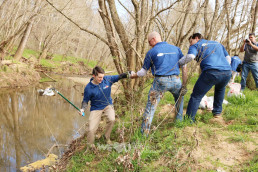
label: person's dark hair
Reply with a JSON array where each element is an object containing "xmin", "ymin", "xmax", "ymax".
[
  {"xmin": 249, "ymin": 33, "xmax": 255, "ymax": 36},
  {"xmin": 92, "ymin": 66, "xmax": 105, "ymax": 76},
  {"xmin": 192, "ymin": 33, "xmax": 202, "ymax": 39},
  {"xmin": 234, "ymin": 54, "xmax": 238, "ymax": 56}
]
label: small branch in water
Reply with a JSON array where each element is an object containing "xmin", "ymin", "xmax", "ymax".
[
  {"xmin": 47, "ymin": 144, "xmax": 68, "ymax": 157},
  {"xmin": 41, "ymin": 71, "xmax": 57, "ymax": 82}
]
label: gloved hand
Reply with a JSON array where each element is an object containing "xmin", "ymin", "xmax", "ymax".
[
  {"xmin": 180, "ymin": 86, "xmax": 188, "ymax": 96},
  {"xmin": 128, "ymin": 71, "xmax": 136, "ymax": 78},
  {"xmin": 236, "ymin": 64, "xmax": 242, "ymax": 72},
  {"xmin": 79, "ymin": 109, "xmax": 85, "ymax": 117}
]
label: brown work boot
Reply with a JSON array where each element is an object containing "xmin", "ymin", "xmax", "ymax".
[
  {"xmin": 210, "ymin": 114, "xmax": 225, "ymax": 125},
  {"xmin": 213, "ymin": 114, "xmax": 221, "ymax": 118}
]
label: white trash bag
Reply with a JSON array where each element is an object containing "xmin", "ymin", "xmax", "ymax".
[
  {"xmin": 38, "ymin": 88, "xmax": 55, "ymax": 96},
  {"xmin": 199, "ymin": 95, "xmax": 229, "ymax": 110},
  {"xmin": 227, "ymin": 83, "xmax": 245, "ymax": 98}
]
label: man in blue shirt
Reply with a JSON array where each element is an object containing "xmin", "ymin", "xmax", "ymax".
[
  {"xmin": 229, "ymin": 55, "xmax": 242, "ymax": 83},
  {"xmin": 131, "ymin": 31, "xmax": 187, "ymax": 135},
  {"xmin": 240, "ymin": 33, "xmax": 258, "ymax": 90},
  {"xmin": 79, "ymin": 66, "xmax": 131, "ymax": 146},
  {"xmin": 179, "ymin": 33, "xmax": 231, "ymax": 121}
]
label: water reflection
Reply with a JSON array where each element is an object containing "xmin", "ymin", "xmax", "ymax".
[{"xmin": 0, "ymin": 78, "xmax": 87, "ymax": 171}]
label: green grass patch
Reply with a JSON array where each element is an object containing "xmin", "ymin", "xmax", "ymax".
[
  {"xmin": 52, "ymin": 54, "xmax": 97, "ymax": 68},
  {"xmin": 1, "ymin": 65, "xmax": 9, "ymax": 72},
  {"xmin": 23, "ymin": 49, "xmax": 39, "ymax": 59},
  {"xmin": 227, "ymin": 134, "xmax": 250, "ymax": 143},
  {"xmin": 227, "ymin": 124, "xmax": 257, "ymax": 132},
  {"xmin": 39, "ymin": 77, "xmax": 54, "ymax": 82},
  {"xmin": 67, "ymin": 152, "xmax": 95, "ymax": 171},
  {"xmin": 240, "ymin": 154, "xmax": 258, "ymax": 171},
  {"xmin": 40, "ymin": 59, "xmax": 56, "ymax": 68}
]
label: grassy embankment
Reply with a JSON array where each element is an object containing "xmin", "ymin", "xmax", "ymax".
[
  {"xmin": 1, "ymin": 49, "xmax": 257, "ymax": 170},
  {"xmin": 0, "ymin": 48, "xmax": 99, "ymax": 86},
  {"xmin": 63, "ymin": 74, "xmax": 257, "ymax": 171}
]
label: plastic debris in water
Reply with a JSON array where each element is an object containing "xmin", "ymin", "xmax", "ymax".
[{"xmin": 38, "ymin": 88, "xmax": 55, "ymax": 96}]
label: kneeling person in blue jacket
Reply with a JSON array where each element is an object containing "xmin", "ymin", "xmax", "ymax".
[
  {"xmin": 230, "ymin": 55, "xmax": 242, "ymax": 83},
  {"xmin": 79, "ymin": 66, "xmax": 131, "ymax": 146}
]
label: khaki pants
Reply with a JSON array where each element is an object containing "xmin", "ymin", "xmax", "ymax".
[{"xmin": 87, "ymin": 105, "xmax": 115, "ymax": 144}]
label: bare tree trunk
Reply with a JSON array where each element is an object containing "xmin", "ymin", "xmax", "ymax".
[
  {"xmin": 0, "ymin": 22, "xmax": 27, "ymax": 60},
  {"xmin": 225, "ymin": 0, "xmax": 231, "ymax": 54},
  {"xmin": 39, "ymin": 48, "xmax": 48, "ymax": 60},
  {"xmin": 207, "ymin": 0, "xmax": 219, "ymax": 40},
  {"xmin": 14, "ymin": 21, "xmax": 33, "ymax": 60},
  {"xmin": 107, "ymin": 0, "xmax": 135, "ymax": 72},
  {"xmin": 203, "ymin": 0, "xmax": 209, "ymax": 38},
  {"xmin": 98, "ymin": 0, "xmax": 122, "ymax": 74},
  {"xmin": 251, "ymin": 0, "xmax": 257, "ymax": 33},
  {"xmin": 176, "ymin": 0, "xmax": 192, "ymax": 47}
]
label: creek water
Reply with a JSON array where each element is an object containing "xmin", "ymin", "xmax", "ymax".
[{"xmin": 0, "ymin": 77, "xmax": 88, "ymax": 171}]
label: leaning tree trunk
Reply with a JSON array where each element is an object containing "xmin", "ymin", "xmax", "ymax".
[
  {"xmin": 13, "ymin": 21, "xmax": 33, "ymax": 61},
  {"xmin": 38, "ymin": 48, "xmax": 48, "ymax": 60}
]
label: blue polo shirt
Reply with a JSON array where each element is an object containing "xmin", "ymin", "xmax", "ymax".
[
  {"xmin": 188, "ymin": 39, "xmax": 231, "ymax": 71},
  {"xmin": 142, "ymin": 42, "xmax": 184, "ymax": 76},
  {"xmin": 83, "ymin": 75, "xmax": 119, "ymax": 111},
  {"xmin": 231, "ymin": 56, "xmax": 241, "ymax": 71}
]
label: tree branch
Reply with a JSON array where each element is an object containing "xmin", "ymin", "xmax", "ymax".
[
  {"xmin": 150, "ymin": 0, "xmax": 182, "ymax": 21},
  {"xmin": 118, "ymin": 0, "xmax": 135, "ymax": 20},
  {"xmin": 44, "ymin": 0, "xmax": 109, "ymax": 46}
]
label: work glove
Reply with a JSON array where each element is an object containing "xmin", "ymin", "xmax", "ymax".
[
  {"xmin": 179, "ymin": 86, "xmax": 188, "ymax": 96},
  {"xmin": 236, "ymin": 64, "xmax": 242, "ymax": 72},
  {"xmin": 79, "ymin": 109, "xmax": 85, "ymax": 117},
  {"xmin": 128, "ymin": 71, "xmax": 136, "ymax": 78}
]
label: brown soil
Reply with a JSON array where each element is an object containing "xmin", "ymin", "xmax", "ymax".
[
  {"xmin": 0, "ymin": 61, "xmax": 41, "ymax": 88},
  {"xmin": 177, "ymin": 125, "xmax": 257, "ymax": 171},
  {"xmin": 0, "ymin": 59, "xmax": 91, "ymax": 89}
]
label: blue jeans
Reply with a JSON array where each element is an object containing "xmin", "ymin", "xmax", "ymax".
[
  {"xmin": 240, "ymin": 61, "xmax": 258, "ymax": 90},
  {"xmin": 141, "ymin": 75, "xmax": 184, "ymax": 134},
  {"xmin": 186, "ymin": 69, "xmax": 231, "ymax": 121}
]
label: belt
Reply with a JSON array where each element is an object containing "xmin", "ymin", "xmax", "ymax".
[{"xmin": 154, "ymin": 75, "xmax": 177, "ymax": 77}]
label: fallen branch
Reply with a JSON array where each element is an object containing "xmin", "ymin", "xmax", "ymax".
[
  {"xmin": 20, "ymin": 154, "xmax": 58, "ymax": 172},
  {"xmin": 47, "ymin": 144, "xmax": 68, "ymax": 157},
  {"xmin": 42, "ymin": 71, "xmax": 57, "ymax": 82}
]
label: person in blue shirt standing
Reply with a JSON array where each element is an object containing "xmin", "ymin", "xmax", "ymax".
[
  {"xmin": 131, "ymin": 31, "xmax": 187, "ymax": 135},
  {"xmin": 179, "ymin": 33, "xmax": 232, "ymax": 122},
  {"xmin": 229, "ymin": 55, "xmax": 242, "ymax": 83},
  {"xmin": 79, "ymin": 66, "xmax": 132, "ymax": 147}
]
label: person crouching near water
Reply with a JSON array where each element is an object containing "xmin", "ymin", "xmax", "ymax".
[{"xmin": 79, "ymin": 66, "xmax": 133, "ymax": 148}]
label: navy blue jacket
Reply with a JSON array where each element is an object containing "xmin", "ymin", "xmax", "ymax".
[{"xmin": 83, "ymin": 75, "xmax": 119, "ymax": 111}]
